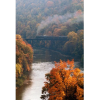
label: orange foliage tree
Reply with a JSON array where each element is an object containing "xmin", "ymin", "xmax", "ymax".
[
  {"xmin": 41, "ymin": 59, "xmax": 84, "ymax": 100},
  {"xmin": 16, "ymin": 34, "xmax": 33, "ymax": 87}
]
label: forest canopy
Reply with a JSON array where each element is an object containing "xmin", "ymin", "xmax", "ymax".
[
  {"xmin": 16, "ymin": 0, "xmax": 83, "ymax": 38},
  {"xmin": 16, "ymin": 0, "xmax": 84, "ymax": 62}
]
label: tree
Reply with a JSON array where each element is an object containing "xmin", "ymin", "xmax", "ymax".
[
  {"xmin": 46, "ymin": 1, "xmax": 54, "ymax": 7},
  {"xmin": 41, "ymin": 59, "xmax": 84, "ymax": 100},
  {"xmin": 67, "ymin": 31, "xmax": 78, "ymax": 41},
  {"xmin": 53, "ymin": 28, "xmax": 62, "ymax": 36},
  {"xmin": 16, "ymin": 34, "xmax": 33, "ymax": 88},
  {"xmin": 63, "ymin": 31, "xmax": 78, "ymax": 55},
  {"xmin": 16, "ymin": 64, "xmax": 23, "ymax": 78}
]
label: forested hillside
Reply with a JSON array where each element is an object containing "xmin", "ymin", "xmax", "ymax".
[
  {"xmin": 16, "ymin": 0, "xmax": 84, "ymax": 63},
  {"xmin": 16, "ymin": 0, "xmax": 83, "ymax": 38}
]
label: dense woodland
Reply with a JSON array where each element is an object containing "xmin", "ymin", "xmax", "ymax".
[
  {"xmin": 16, "ymin": 0, "xmax": 84, "ymax": 64},
  {"xmin": 16, "ymin": 0, "xmax": 83, "ymax": 38},
  {"xmin": 41, "ymin": 60, "xmax": 84, "ymax": 100},
  {"xmin": 16, "ymin": 35, "xmax": 33, "ymax": 88}
]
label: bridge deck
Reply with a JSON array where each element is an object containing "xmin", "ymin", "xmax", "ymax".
[
  {"xmin": 24, "ymin": 38, "xmax": 67, "ymax": 40},
  {"xmin": 24, "ymin": 36, "xmax": 68, "ymax": 41}
]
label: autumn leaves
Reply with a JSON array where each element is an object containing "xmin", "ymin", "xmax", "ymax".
[
  {"xmin": 41, "ymin": 59, "xmax": 84, "ymax": 100},
  {"xmin": 16, "ymin": 35, "xmax": 33, "ymax": 87}
]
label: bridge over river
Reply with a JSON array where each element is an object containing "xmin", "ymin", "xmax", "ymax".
[
  {"xmin": 24, "ymin": 36, "xmax": 68, "ymax": 40},
  {"xmin": 23, "ymin": 36, "xmax": 68, "ymax": 47}
]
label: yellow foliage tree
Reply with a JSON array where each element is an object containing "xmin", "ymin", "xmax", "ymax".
[{"xmin": 16, "ymin": 64, "xmax": 23, "ymax": 78}]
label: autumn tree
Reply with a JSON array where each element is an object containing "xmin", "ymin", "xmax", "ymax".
[
  {"xmin": 46, "ymin": 1, "xmax": 54, "ymax": 8},
  {"xmin": 75, "ymin": 30, "xmax": 84, "ymax": 64},
  {"xmin": 67, "ymin": 31, "xmax": 78, "ymax": 41},
  {"xmin": 16, "ymin": 34, "xmax": 33, "ymax": 87},
  {"xmin": 63, "ymin": 31, "xmax": 78, "ymax": 55},
  {"xmin": 41, "ymin": 59, "xmax": 84, "ymax": 100},
  {"xmin": 53, "ymin": 28, "xmax": 62, "ymax": 36}
]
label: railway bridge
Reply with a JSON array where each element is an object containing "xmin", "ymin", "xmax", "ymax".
[{"xmin": 24, "ymin": 36, "xmax": 68, "ymax": 47}]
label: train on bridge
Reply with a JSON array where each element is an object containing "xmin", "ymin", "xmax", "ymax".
[
  {"xmin": 35, "ymin": 36, "xmax": 68, "ymax": 40},
  {"xmin": 24, "ymin": 36, "xmax": 68, "ymax": 41}
]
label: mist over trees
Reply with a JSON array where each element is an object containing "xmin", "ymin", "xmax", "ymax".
[
  {"xmin": 16, "ymin": 0, "xmax": 83, "ymax": 38},
  {"xmin": 16, "ymin": 0, "xmax": 84, "ymax": 63}
]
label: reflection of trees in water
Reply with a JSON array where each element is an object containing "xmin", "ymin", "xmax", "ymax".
[
  {"xmin": 16, "ymin": 76, "xmax": 32, "ymax": 100},
  {"xmin": 33, "ymin": 49, "xmax": 74, "ymax": 63},
  {"xmin": 45, "ymin": 50, "xmax": 51, "ymax": 61},
  {"xmin": 16, "ymin": 84, "xmax": 30, "ymax": 100}
]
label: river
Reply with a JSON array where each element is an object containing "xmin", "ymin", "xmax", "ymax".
[{"xmin": 16, "ymin": 48, "xmax": 83, "ymax": 100}]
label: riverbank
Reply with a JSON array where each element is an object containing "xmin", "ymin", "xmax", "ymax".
[{"xmin": 16, "ymin": 69, "xmax": 32, "ymax": 89}]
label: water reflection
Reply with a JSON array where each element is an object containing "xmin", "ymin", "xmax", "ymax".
[
  {"xmin": 16, "ymin": 83, "xmax": 32, "ymax": 100},
  {"xmin": 16, "ymin": 48, "xmax": 83, "ymax": 100},
  {"xmin": 33, "ymin": 49, "xmax": 73, "ymax": 63},
  {"xmin": 21, "ymin": 62, "xmax": 54, "ymax": 100}
]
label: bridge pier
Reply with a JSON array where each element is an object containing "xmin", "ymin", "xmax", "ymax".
[{"xmin": 32, "ymin": 40, "xmax": 34, "ymax": 47}]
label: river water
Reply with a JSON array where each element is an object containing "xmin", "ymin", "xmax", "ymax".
[{"xmin": 16, "ymin": 48, "xmax": 83, "ymax": 100}]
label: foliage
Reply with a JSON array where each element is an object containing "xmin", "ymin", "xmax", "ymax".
[
  {"xmin": 16, "ymin": 34, "xmax": 33, "ymax": 87},
  {"xmin": 41, "ymin": 59, "xmax": 84, "ymax": 100},
  {"xmin": 16, "ymin": 0, "xmax": 84, "ymax": 63},
  {"xmin": 16, "ymin": 64, "xmax": 23, "ymax": 78},
  {"xmin": 63, "ymin": 30, "xmax": 83, "ymax": 56},
  {"xmin": 16, "ymin": 0, "xmax": 83, "ymax": 38}
]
